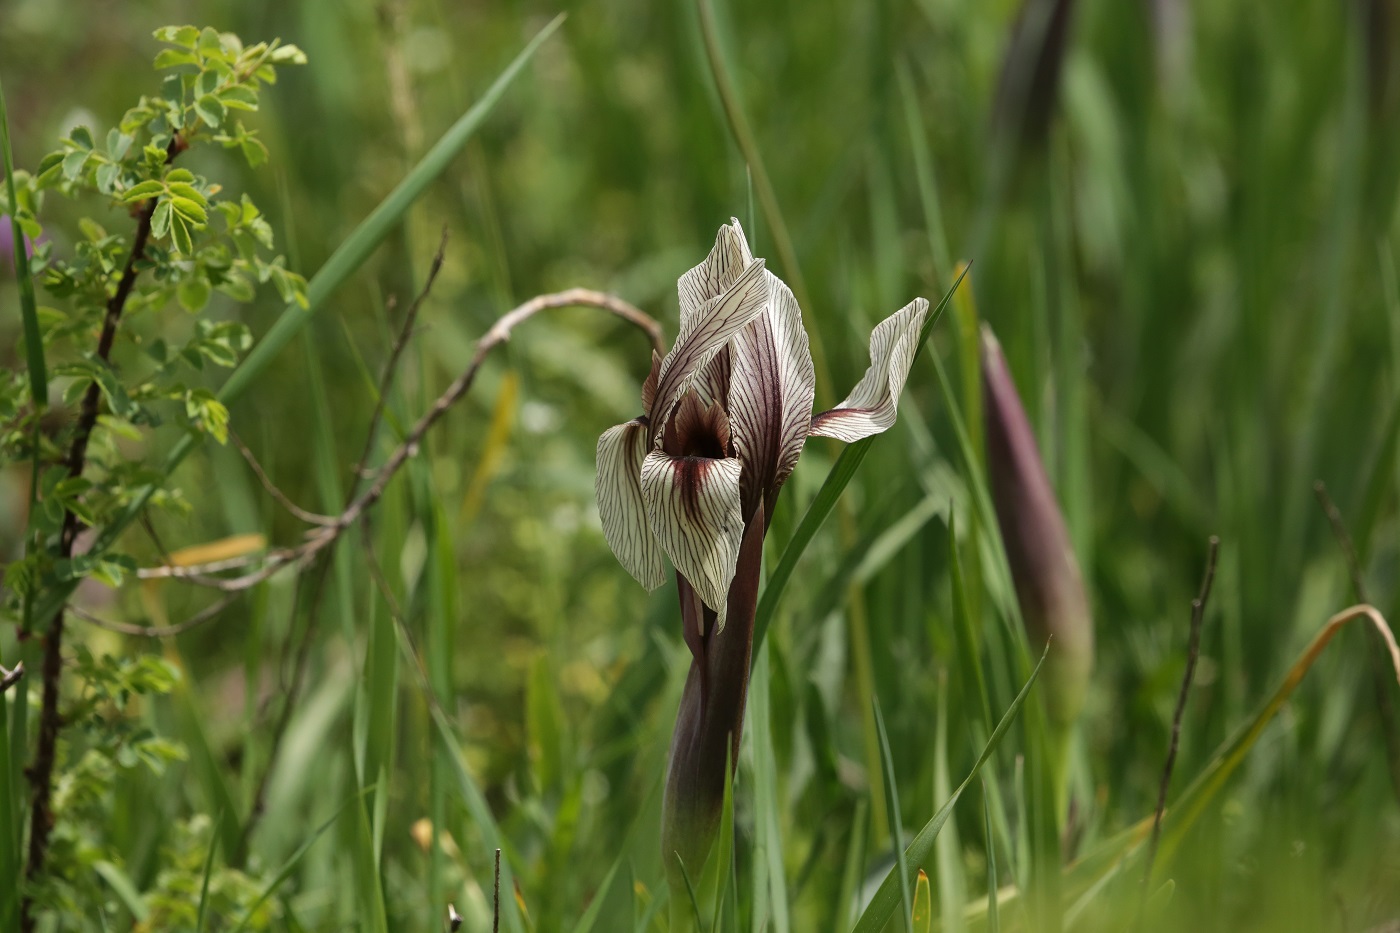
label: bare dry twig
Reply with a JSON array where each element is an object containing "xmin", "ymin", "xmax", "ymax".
[
  {"xmin": 117, "ymin": 287, "xmax": 664, "ymax": 606},
  {"xmin": 1140, "ymin": 535, "xmax": 1219, "ymax": 912},
  {"xmin": 0, "ymin": 662, "xmax": 23, "ymax": 695},
  {"xmin": 229, "ymin": 429, "xmax": 336, "ymax": 526}
]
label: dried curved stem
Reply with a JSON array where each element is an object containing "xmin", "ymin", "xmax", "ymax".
[
  {"xmin": 132, "ymin": 288, "xmax": 666, "ymax": 602},
  {"xmin": 68, "ymin": 594, "xmax": 242, "ymax": 638}
]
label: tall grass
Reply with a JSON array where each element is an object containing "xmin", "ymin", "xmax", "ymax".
[{"xmin": 2, "ymin": 0, "xmax": 1399, "ymax": 930}]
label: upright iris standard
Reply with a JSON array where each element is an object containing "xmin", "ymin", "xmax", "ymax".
[{"xmin": 595, "ymin": 219, "xmax": 930, "ymax": 878}]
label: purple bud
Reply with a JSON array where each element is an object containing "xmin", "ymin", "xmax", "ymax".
[{"xmin": 981, "ymin": 325, "xmax": 1093, "ymax": 728}]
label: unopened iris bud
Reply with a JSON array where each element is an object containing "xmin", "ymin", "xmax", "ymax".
[{"xmin": 981, "ymin": 325, "xmax": 1092, "ymax": 728}]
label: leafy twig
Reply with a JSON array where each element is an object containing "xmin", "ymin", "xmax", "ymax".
[
  {"xmin": 22, "ymin": 137, "xmax": 180, "ymax": 933},
  {"xmin": 1140, "ymin": 536, "xmax": 1219, "ymax": 908}
]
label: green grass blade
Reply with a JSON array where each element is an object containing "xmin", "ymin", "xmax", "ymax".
[
  {"xmin": 0, "ymin": 691, "xmax": 15, "ymax": 933},
  {"xmin": 429, "ymin": 698, "xmax": 523, "ymax": 933},
  {"xmin": 195, "ymin": 813, "xmax": 220, "ymax": 933},
  {"xmin": 1155, "ymin": 604, "xmax": 1400, "ymax": 870},
  {"xmin": 872, "ymin": 696, "xmax": 913, "ymax": 933},
  {"xmin": 229, "ymin": 791, "xmax": 364, "ymax": 933},
  {"xmin": 933, "ymin": 675, "xmax": 964, "ymax": 933},
  {"xmin": 93, "ymin": 860, "xmax": 148, "ymax": 922},
  {"xmin": 32, "ymin": 14, "xmax": 566, "ymax": 623},
  {"xmin": 568, "ymin": 857, "xmax": 622, "ymax": 933},
  {"xmin": 218, "ymin": 13, "xmax": 564, "ymax": 406},
  {"xmin": 693, "ymin": 0, "xmax": 826, "ymax": 393},
  {"xmin": 983, "ymin": 782, "xmax": 999, "ymax": 933},
  {"xmin": 752, "ymin": 266, "xmax": 968, "ymax": 659},
  {"xmin": 912, "ymin": 870, "xmax": 932, "ymax": 933},
  {"xmin": 851, "ymin": 646, "xmax": 1047, "ymax": 933},
  {"xmin": 749, "ymin": 642, "xmax": 789, "ymax": 933},
  {"xmin": 0, "ymin": 77, "xmax": 46, "ymax": 406}
]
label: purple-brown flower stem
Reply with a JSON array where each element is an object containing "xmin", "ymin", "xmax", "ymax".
[{"xmin": 661, "ymin": 501, "xmax": 764, "ymax": 896}]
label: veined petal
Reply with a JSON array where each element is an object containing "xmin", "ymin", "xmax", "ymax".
[
  {"xmin": 678, "ymin": 219, "xmax": 755, "ymax": 330},
  {"xmin": 652, "ymin": 257, "xmax": 769, "ymax": 442},
  {"xmin": 695, "ymin": 345, "xmax": 731, "ymax": 409},
  {"xmin": 728, "ymin": 271, "xmax": 815, "ymax": 514},
  {"xmin": 640, "ymin": 450, "xmax": 745, "ymax": 633},
  {"xmin": 809, "ymin": 297, "xmax": 930, "ymax": 442},
  {"xmin": 596, "ymin": 419, "xmax": 666, "ymax": 591}
]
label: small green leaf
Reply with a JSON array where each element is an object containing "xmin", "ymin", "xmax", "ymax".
[
  {"xmin": 154, "ymin": 49, "xmax": 200, "ymax": 70},
  {"xmin": 198, "ymin": 27, "xmax": 223, "ymax": 55},
  {"xmin": 61, "ymin": 149, "xmax": 90, "ymax": 180},
  {"xmin": 122, "ymin": 180, "xmax": 165, "ymax": 203},
  {"xmin": 150, "ymin": 199, "xmax": 172, "ymax": 238},
  {"xmin": 170, "ymin": 195, "xmax": 207, "ymax": 225},
  {"xmin": 268, "ymin": 43, "xmax": 308, "ymax": 65},
  {"xmin": 69, "ymin": 125, "xmax": 95, "ymax": 150},
  {"xmin": 154, "ymin": 25, "xmax": 200, "ymax": 49},
  {"xmin": 166, "ymin": 167, "xmax": 196, "ymax": 184},
  {"xmin": 177, "ymin": 278, "xmax": 211, "ymax": 312},
  {"xmin": 95, "ymin": 161, "xmax": 120, "ymax": 194},
  {"xmin": 77, "ymin": 217, "xmax": 107, "ymax": 242},
  {"xmin": 170, "ymin": 214, "xmax": 194, "ymax": 255},
  {"xmin": 193, "ymin": 94, "xmax": 225, "ymax": 128},
  {"xmin": 106, "ymin": 129, "xmax": 134, "ymax": 160},
  {"xmin": 219, "ymin": 85, "xmax": 259, "ymax": 111},
  {"xmin": 166, "ymin": 181, "xmax": 206, "ymax": 205},
  {"xmin": 97, "ymin": 415, "xmax": 143, "ymax": 441},
  {"xmin": 238, "ymin": 136, "xmax": 267, "ymax": 168}
]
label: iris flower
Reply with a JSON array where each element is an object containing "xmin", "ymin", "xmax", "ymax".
[{"xmin": 595, "ymin": 219, "xmax": 929, "ymax": 874}]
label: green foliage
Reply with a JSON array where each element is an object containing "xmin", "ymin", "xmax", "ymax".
[
  {"xmin": 2, "ymin": 3, "xmax": 1399, "ymax": 933},
  {"xmin": 0, "ymin": 26, "xmax": 305, "ymax": 616},
  {"xmin": 1, "ymin": 23, "xmax": 305, "ymax": 930}
]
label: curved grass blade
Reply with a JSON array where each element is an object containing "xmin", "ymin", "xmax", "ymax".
[
  {"xmin": 873, "ymin": 697, "xmax": 913, "ymax": 933},
  {"xmin": 751, "ymin": 266, "xmax": 969, "ymax": 660},
  {"xmin": 912, "ymin": 870, "xmax": 932, "ymax": 933},
  {"xmin": 0, "ymin": 78, "xmax": 46, "ymax": 407},
  {"xmin": 567, "ymin": 858, "xmax": 622, "ymax": 933},
  {"xmin": 2, "ymin": 76, "xmax": 48, "ymax": 636},
  {"xmin": 851, "ymin": 646, "xmax": 1047, "ymax": 933},
  {"xmin": 194, "ymin": 813, "xmax": 220, "ymax": 933},
  {"xmin": 229, "ymin": 790, "xmax": 364, "ymax": 933},
  {"xmin": 31, "ymin": 15, "xmax": 566, "ymax": 623},
  {"xmin": 1155, "ymin": 603, "xmax": 1400, "ymax": 869}
]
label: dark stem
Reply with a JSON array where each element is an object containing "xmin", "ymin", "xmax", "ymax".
[
  {"xmin": 493, "ymin": 847, "xmax": 501, "ymax": 933},
  {"xmin": 1314, "ymin": 479, "xmax": 1400, "ymax": 805},
  {"xmin": 1139, "ymin": 535, "xmax": 1219, "ymax": 915},
  {"xmin": 20, "ymin": 139, "xmax": 179, "ymax": 932}
]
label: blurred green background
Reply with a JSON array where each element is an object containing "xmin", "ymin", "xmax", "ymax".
[{"xmin": 4, "ymin": 0, "xmax": 1400, "ymax": 929}]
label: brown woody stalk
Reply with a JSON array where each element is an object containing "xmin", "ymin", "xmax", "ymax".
[{"xmin": 22, "ymin": 137, "xmax": 181, "ymax": 932}]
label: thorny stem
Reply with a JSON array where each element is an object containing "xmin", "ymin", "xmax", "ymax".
[
  {"xmin": 21, "ymin": 137, "xmax": 180, "ymax": 932},
  {"xmin": 1138, "ymin": 535, "xmax": 1219, "ymax": 921},
  {"xmin": 0, "ymin": 662, "xmax": 23, "ymax": 695}
]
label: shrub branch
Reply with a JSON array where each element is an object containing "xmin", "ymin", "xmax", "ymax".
[{"xmin": 21, "ymin": 136, "xmax": 180, "ymax": 933}]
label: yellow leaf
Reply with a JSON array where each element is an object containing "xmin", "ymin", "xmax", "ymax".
[{"xmin": 167, "ymin": 532, "xmax": 267, "ymax": 567}]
